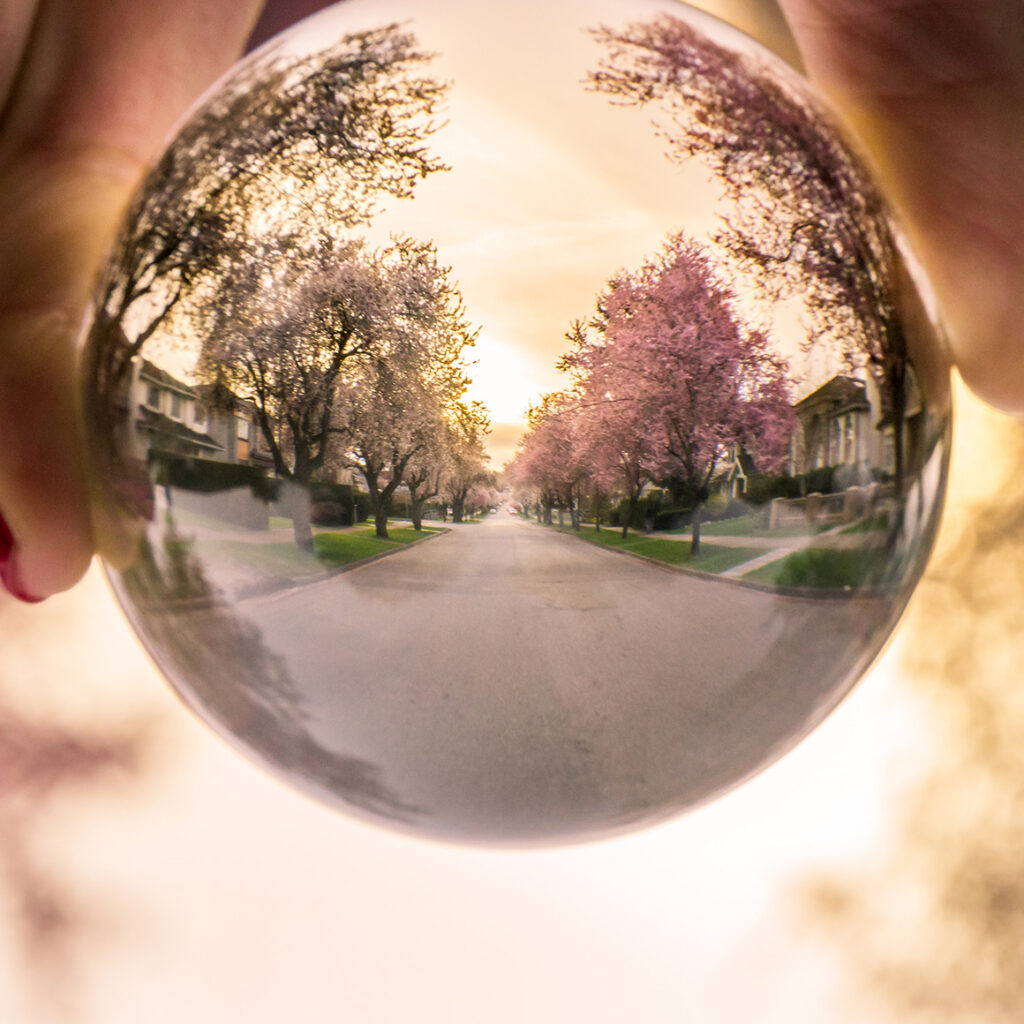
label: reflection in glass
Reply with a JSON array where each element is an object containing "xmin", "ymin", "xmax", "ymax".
[{"xmin": 81, "ymin": 1, "xmax": 950, "ymax": 843}]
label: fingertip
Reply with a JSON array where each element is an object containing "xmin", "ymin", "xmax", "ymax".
[{"xmin": 0, "ymin": 513, "xmax": 94, "ymax": 602}]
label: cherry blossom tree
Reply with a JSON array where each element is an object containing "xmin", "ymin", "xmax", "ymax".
[
  {"xmin": 442, "ymin": 401, "xmax": 492, "ymax": 524},
  {"xmin": 564, "ymin": 234, "xmax": 795, "ymax": 553},
  {"xmin": 589, "ymin": 14, "xmax": 913, "ymax": 492},
  {"xmin": 88, "ymin": 23, "xmax": 447, "ymax": 421},
  {"xmin": 196, "ymin": 234, "xmax": 406, "ymax": 548},
  {"xmin": 332, "ymin": 240, "xmax": 479, "ymax": 539},
  {"xmin": 403, "ymin": 427, "xmax": 449, "ymax": 532},
  {"xmin": 558, "ymin": 324, "xmax": 659, "ymax": 539},
  {"xmin": 508, "ymin": 392, "xmax": 593, "ymax": 529}
]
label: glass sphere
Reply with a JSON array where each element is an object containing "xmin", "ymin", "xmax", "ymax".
[{"xmin": 81, "ymin": 0, "xmax": 951, "ymax": 844}]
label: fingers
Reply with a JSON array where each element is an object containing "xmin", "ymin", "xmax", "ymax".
[
  {"xmin": 0, "ymin": 0, "xmax": 265, "ymax": 600},
  {"xmin": 778, "ymin": 0, "xmax": 1024, "ymax": 411}
]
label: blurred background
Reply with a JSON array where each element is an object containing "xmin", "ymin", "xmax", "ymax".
[{"xmin": 4, "ymin": 2, "xmax": 1023, "ymax": 1021}]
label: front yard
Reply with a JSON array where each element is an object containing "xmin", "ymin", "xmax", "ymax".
[{"xmin": 554, "ymin": 524, "xmax": 762, "ymax": 575}]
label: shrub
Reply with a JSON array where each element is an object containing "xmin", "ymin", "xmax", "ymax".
[
  {"xmin": 610, "ymin": 499, "xmax": 645, "ymax": 531},
  {"xmin": 311, "ymin": 501, "xmax": 350, "ymax": 527},
  {"xmin": 308, "ymin": 482, "xmax": 371, "ymax": 523},
  {"xmin": 652, "ymin": 508, "xmax": 684, "ymax": 531},
  {"xmin": 745, "ymin": 473, "xmax": 803, "ymax": 505},
  {"xmin": 152, "ymin": 453, "xmax": 280, "ymax": 503},
  {"xmin": 801, "ymin": 465, "xmax": 836, "ymax": 496},
  {"xmin": 775, "ymin": 547, "xmax": 887, "ymax": 588}
]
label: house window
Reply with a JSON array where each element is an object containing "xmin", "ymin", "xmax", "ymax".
[
  {"xmin": 193, "ymin": 406, "xmax": 206, "ymax": 430},
  {"xmin": 236, "ymin": 415, "xmax": 251, "ymax": 462},
  {"xmin": 146, "ymin": 384, "xmax": 160, "ymax": 410},
  {"xmin": 170, "ymin": 393, "xmax": 183, "ymax": 419}
]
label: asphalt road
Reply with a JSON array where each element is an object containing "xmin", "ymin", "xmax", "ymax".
[{"xmin": 156, "ymin": 514, "xmax": 898, "ymax": 843}]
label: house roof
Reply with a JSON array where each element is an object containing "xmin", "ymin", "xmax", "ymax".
[
  {"xmin": 137, "ymin": 407, "xmax": 222, "ymax": 453},
  {"xmin": 192, "ymin": 381, "xmax": 260, "ymax": 418},
  {"xmin": 139, "ymin": 360, "xmax": 195, "ymax": 397},
  {"xmin": 794, "ymin": 375, "xmax": 870, "ymax": 416}
]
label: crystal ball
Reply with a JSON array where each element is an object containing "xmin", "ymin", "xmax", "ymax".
[{"xmin": 81, "ymin": 0, "xmax": 951, "ymax": 843}]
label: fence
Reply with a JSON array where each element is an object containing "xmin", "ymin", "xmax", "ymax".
[{"xmin": 767, "ymin": 482, "xmax": 895, "ymax": 530}]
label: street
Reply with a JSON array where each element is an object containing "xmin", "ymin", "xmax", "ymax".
[{"xmin": 159, "ymin": 514, "xmax": 897, "ymax": 843}]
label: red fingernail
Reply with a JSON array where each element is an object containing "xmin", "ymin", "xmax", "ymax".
[
  {"xmin": 0, "ymin": 513, "xmax": 12, "ymax": 562},
  {"xmin": 0, "ymin": 514, "xmax": 44, "ymax": 604}
]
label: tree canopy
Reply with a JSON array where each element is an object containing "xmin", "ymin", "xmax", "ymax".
[
  {"xmin": 88, "ymin": 22, "xmax": 447, "ymax": 412},
  {"xmin": 588, "ymin": 14, "xmax": 912, "ymax": 488},
  {"xmin": 513, "ymin": 234, "xmax": 795, "ymax": 548}
]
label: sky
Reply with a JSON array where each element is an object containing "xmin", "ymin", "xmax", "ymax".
[{"xmin": 282, "ymin": 0, "xmax": 806, "ymax": 467}]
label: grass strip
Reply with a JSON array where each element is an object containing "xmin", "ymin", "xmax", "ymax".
[
  {"xmin": 667, "ymin": 514, "xmax": 828, "ymax": 539},
  {"xmin": 205, "ymin": 525, "xmax": 440, "ymax": 578},
  {"xmin": 555, "ymin": 524, "xmax": 762, "ymax": 574}
]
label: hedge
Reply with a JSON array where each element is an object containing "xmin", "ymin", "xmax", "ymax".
[{"xmin": 152, "ymin": 453, "xmax": 280, "ymax": 503}]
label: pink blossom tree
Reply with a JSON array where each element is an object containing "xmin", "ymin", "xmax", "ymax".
[
  {"xmin": 88, "ymin": 23, "xmax": 447, "ymax": 437},
  {"xmin": 565, "ymin": 234, "xmax": 795, "ymax": 553},
  {"xmin": 197, "ymin": 233, "xmax": 397, "ymax": 549},
  {"xmin": 588, "ymin": 14, "xmax": 913, "ymax": 492},
  {"xmin": 508, "ymin": 392, "xmax": 591, "ymax": 528},
  {"xmin": 403, "ymin": 423, "xmax": 449, "ymax": 532},
  {"xmin": 560, "ymin": 324, "xmax": 659, "ymax": 539}
]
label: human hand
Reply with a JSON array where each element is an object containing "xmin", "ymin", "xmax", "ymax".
[
  {"xmin": 0, "ymin": 0, "xmax": 268, "ymax": 601},
  {"xmin": 777, "ymin": 0, "xmax": 1024, "ymax": 412},
  {"xmin": 1, "ymin": 0, "xmax": 1020, "ymax": 602}
]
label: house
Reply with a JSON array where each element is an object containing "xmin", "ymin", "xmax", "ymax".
[
  {"xmin": 790, "ymin": 375, "xmax": 877, "ymax": 476},
  {"xmin": 132, "ymin": 360, "xmax": 223, "ymax": 461},
  {"xmin": 790, "ymin": 369, "xmax": 924, "ymax": 482},
  {"xmin": 191, "ymin": 381, "xmax": 275, "ymax": 472},
  {"xmin": 129, "ymin": 360, "xmax": 273, "ymax": 471},
  {"xmin": 716, "ymin": 444, "xmax": 758, "ymax": 500}
]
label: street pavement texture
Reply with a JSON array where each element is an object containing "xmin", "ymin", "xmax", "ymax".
[{"xmin": 143, "ymin": 515, "xmax": 896, "ymax": 844}]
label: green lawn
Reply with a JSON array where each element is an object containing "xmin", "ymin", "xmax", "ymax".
[
  {"xmin": 667, "ymin": 514, "xmax": 827, "ymax": 539},
  {"xmin": 743, "ymin": 546, "xmax": 890, "ymax": 588},
  {"xmin": 353, "ymin": 526, "xmax": 441, "ymax": 544},
  {"xmin": 839, "ymin": 514, "xmax": 889, "ymax": 535},
  {"xmin": 556, "ymin": 524, "xmax": 761, "ymax": 574},
  {"xmin": 206, "ymin": 525, "xmax": 441, "ymax": 579}
]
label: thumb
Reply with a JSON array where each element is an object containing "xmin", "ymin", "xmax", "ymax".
[{"xmin": 0, "ymin": 0, "xmax": 265, "ymax": 600}]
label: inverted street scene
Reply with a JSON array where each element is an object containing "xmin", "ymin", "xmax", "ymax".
[{"xmin": 81, "ymin": 0, "xmax": 950, "ymax": 842}]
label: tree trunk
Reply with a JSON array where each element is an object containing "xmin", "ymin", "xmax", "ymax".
[
  {"xmin": 690, "ymin": 501, "xmax": 703, "ymax": 557},
  {"xmin": 621, "ymin": 494, "xmax": 638, "ymax": 539},
  {"xmin": 411, "ymin": 499, "xmax": 424, "ymax": 531},
  {"xmin": 286, "ymin": 481, "xmax": 314, "ymax": 552},
  {"xmin": 360, "ymin": 471, "xmax": 390, "ymax": 540}
]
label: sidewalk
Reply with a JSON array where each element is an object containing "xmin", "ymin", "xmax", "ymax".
[{"xmin": 659, "ymin": 524, "xmax": 886, "ymax": 579}]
